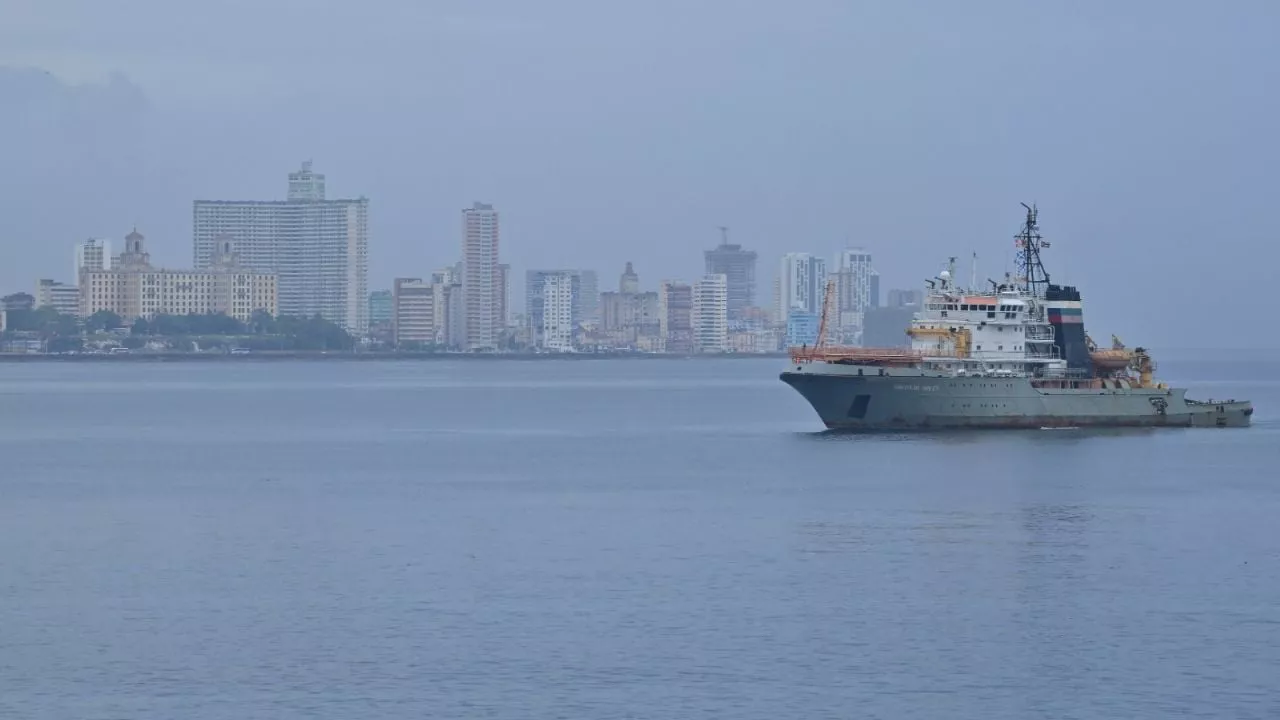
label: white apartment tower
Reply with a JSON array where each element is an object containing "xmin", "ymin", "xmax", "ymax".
[
  {"xmin": 461, "ymin": 202, "xmax": 501, "ymax": 351},
  {"xmin": 541, "ymin": 273, "xmax": 576, "ymax": 352},
  {"xmin": 692, "ymin": 273, "xmax": 729, "ymax": 353},
  {"xmin": 833, "ymin": 248, "xmax": 875, "ymax": 340},
  {"xmin": 776, "ymin": 253, "xmax": 827, "ymax": 322},
  {"xmin": 75, "ymin": 238, "xmax": 111, "ymax": 279},
  {"xmin": 192, "ymin": 163, "xmax": 369, "ymax": 333}
]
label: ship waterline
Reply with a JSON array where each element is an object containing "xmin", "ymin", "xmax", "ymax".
[{"xmin": 781, "ymin": 363, "xmax": 1253, "ymax": 431}]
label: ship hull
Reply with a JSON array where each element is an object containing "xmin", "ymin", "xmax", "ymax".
[{"xmin": 780, "ymin": 365, "xmax": 1253, "ymax": 431}]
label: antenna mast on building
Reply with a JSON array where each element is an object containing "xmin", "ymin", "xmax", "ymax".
[{"xmin": 717, "ymin": 225, "xmax": 729, "ymax": 246}]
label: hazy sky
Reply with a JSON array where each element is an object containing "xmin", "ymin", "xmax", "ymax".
[{"xmin": 2, "ymin": 0, "xmax": 1276, "ymax": 346}]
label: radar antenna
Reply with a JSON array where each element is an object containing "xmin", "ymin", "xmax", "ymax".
[{"xmin": 1014, "ymin": 203, "xmax": 1051, "ymax": 298}]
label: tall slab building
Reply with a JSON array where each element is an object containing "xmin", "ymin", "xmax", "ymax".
[
  {"xmin": 704, "ymin": 233, "xmax": 757, "ymax": 321},
  {"xmin": 192, "ymin": 162, "xmax": 368, "ymax": 333},
  {"xmin": 461, "ymin": 202, "xmax": 501, "ymax": 351}
]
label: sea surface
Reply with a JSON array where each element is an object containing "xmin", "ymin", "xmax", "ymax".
[{"xmin": 2, "ymin": 355, "xmax": 1278, "ymax": 719}]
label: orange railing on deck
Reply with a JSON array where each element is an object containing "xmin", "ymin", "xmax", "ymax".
[{"xmin": 789, "ymin": 346, "xmax": 934, "ymax": 365}]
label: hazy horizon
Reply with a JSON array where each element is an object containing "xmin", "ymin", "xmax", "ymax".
[{"xmin": 2, "ymin": 1, "xmax": 1276, "ymax": 347}]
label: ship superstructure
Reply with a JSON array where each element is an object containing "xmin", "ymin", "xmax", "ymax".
[{"xmin": 781, "ymin": 205, "xmax": 1252, "ymax": 430}]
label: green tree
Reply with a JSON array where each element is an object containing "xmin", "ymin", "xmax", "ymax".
[{"xmin": 85, "ymin": 310, "xmax": 124, "ymax": 333}]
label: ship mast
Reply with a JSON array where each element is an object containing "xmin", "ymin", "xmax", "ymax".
[
  {"xmin": 814, "ymin": 278, "xmax": 836, "ymax": 349},
  {"xmin": 1014, "ymin": 203, "xmax": 1051, "ymax": 298}
]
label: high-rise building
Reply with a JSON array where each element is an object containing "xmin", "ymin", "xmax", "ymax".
[
  {"xmin": 430, "ymin": 265, "xmax": 464, "ymax": 348},
  {"xmin": 887, "ymin": 288, "xmax": 923, "ymax": 308},
  {"xmin": 75, "ymin": 239, "xmax": 111, "ymax": 279},
  {"xmin": 659, "ymin": 281, "xmax": 693, "ymax": 354},
  {"xmin": 776, "ymin": 253, "xmax": 827, "ymax": 322},
  {"xmin": 81, "ymin": 229, "xmax": 277, "ymax": 322},
  {"xmin": 541, "ymin": 273, "xmax": 576, "ymax": 351},
  {"xmin": 461, "ymin": 201, "xmax": 500, "ymax": 351},
  {"xmin": 692, "ymin": 274, "xmax": 728, "ymax": 353},
  {"xmin": 496, "ymin": 263, "xmax": 510, "ymax": 331},
  {"xmin": 192, "ymin": 162, "xmax": 369, "ymax": 333},
  {"xmin": 392, "ymin": 278, "xmax": 435, "ymax": 346},
  {"xmin": 288, "ymin": 161, "xmax": 326, "ymax": 201},
  {"xmin": 834, "ymin": 249, "xmax": 875, "ymax": 314},
  {"xmin": 35, "ymin": 279, "xmax": 80, "ymax": 317},
  {"xmin": 832, "ymin": 248, "xmax": 875, "ymax": 341},
  {"xmin": 525, "ymin": 269, "xmax": 598, "ymax": 348},
  {"xmin": 576, "ymin": 270, "xmax": 599, "ymax": 324},
  {"xmin": 368, "ymin": 290, "xmax": 393, "ymax": 328},
  {"xmin": 704, "ymin": 235, "xmax": 757, "ymax": 321}
]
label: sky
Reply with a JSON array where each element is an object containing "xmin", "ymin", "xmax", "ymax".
[{"xmin": 1, "ymin": 0, "xmax": 1276, "ymax": 347}]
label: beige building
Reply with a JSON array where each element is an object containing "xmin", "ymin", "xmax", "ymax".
[
  {"xmin": 392, "ymin": 278, "xmax": 436, "ymax": 346},
  {"xmin": 35, "ymin": 279, "xmax": 81, "ymax": 317},
  {"xmin": 80, "ymin": 229, "xmax": 277, "ymax": 322}
]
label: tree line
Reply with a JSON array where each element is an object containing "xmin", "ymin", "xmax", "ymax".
[{"xmin": 3, "ymin": 303, "xmax": 354, "ymax": 352}]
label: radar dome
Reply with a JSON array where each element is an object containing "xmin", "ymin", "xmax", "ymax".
[{"xmin": 939, "ymin": 270, "xmax": 951, "ymax": 279}]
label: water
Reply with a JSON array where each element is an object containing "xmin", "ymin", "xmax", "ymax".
[{"xmin": 2, "ymin": 357, "xmax": 1279, "ymax": 719}]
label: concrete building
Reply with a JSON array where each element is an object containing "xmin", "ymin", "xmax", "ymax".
[
  {"xmin": 691, "ymin": 274, "xmax": 728, "ymax": 353},
  {"xmin": 887, "ymin": 288, "xmax": 924, "ymax": 308},
  {"xmin": 576, "ymin": 270, "xmax": 599, "ymax": 325},
  {"xmin": 863, "ymin": 305, "xmax": 918, "ymax": 348},
  {"xmin": 496, "ymin": 263, "xmax": 511, "ymax": 331},
  {"xmin": 776, "ymin": 253, "xmax": 827, "ymax": 323},
  {"xmin": 35, "ymin": 279, "xmax": 80, "ymax": 317},
  {"xmin": 785, "ymin": 310, "xmax": 820, "ymax": 347},
  {"xmin": 729, "ymin": 328, "xmax": 783, "ymax": 353},
  {"xmin": 525, "ymin": 269, "xmax": 598, "ymax": 348},
  {"xmin": 81, "ymin": 230, "xmax": 277, "ymax": 322},
  {"xmin": 599, "ymin": 262, "xmax": 659, "ymax": 347},
  {"xmin": 704, "ymin": 236, "xmax": 757, "ymax": 321},
  {"xmin": 541, "ymin": 273, "xmax": 576, "ymax": 351},
  {"xmin": 832, "ymin": 248, "xmax": 876, "ymax": 343},
  {"xmin": 600, "ymin": 290, "xmax": 660, "ymax": 334},
  {"xmin": 392, "ymin": 278, "xmax": 435, "ymax": 346},
  {"xmin": 430, "ymin": 266, "xmax": 464, "ymax": 348},
  {"xmin": 75, "ymin": 238, "xmax": 111, "ymax": 279},
  {"xmin": 288, "ymin": 160, "xmax": 326, "ymax": 201},
  {"xmin": 619, "ymin": 261, "xmax": 639, "ymax": 294},
  {"xmin": 461, "ymin": 202, "xmax": 500, "ymax": 351},
  {"xmin": 192, "ymin": 162, "xmax": 368, "ymax": 333},
  {"xmin": 368, "ymin": 290, "xmax": 393, "ymax": 328},
  {"xmin": 659, "ymin": 281, "xmax": 693, "ymax": 354}
]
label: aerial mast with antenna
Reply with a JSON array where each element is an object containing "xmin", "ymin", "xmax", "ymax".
[{"xmin": 1014, "ymin": 203, "xmax": 1051, "ymax": 298}]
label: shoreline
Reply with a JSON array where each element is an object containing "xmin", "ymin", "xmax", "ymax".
[{"xmin": 0, "ymin": 351, "xmax": 791, "ymax": 363}]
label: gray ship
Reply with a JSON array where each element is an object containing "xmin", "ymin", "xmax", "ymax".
[{"xmin": 781, "ymin": 205, "xmax": 1253, "ymax": 430}]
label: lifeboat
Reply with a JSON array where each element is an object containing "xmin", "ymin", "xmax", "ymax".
[{"xmin": 1089, "ymin": 348, "xmax": 1132, "ymax": 372}]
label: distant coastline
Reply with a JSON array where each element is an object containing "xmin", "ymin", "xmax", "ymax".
[{"xmin": 0, "ymin": 351, "xmax": 790, "ymax": 363}]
